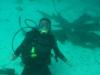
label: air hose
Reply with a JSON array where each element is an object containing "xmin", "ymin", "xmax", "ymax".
[{"xmin": 12, "ymin": 16, "xmax": 37, "ymax": 53}]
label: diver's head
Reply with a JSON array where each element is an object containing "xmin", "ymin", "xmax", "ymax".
[{"xmin": 38, "ymin": 18, "xmax": 51, "ymax": 34}]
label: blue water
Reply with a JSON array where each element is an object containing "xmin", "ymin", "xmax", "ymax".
[{"xmin": 0, "ymin": 0, "xmax": 100, "ymax": 75}]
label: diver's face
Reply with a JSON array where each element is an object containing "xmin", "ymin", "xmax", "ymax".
[{"xmin": 39, "ymin": 20, "xmax": 50, "ymax": 34}]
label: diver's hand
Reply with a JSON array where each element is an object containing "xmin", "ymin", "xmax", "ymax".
[
  {"xmin": 64, "ymin": 59, "xmax": 73, "ymax": 67},
  {"xmin": 11, "ymin": 54, "xmax": 17, "ymax": 61},
  {"xmin": 63, "ymin": 58, "xmax": 73, "ymax": 67},
  {"xmin": 63, "ymin": 57, "xmax": 68, "ymax": 64}
]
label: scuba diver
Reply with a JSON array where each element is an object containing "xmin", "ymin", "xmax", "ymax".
[{"xmin": 12, "ymin": 18, "xmax": 68, "ymax": 75}]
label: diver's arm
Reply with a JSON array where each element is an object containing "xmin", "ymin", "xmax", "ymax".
[
  {"xmin": 14, "ymin": 39, "xmax": 26, "ymax": 57},
  {"xmin": 11, "ymin": 39, "xmax": 27, "ymax": 61},
  {"xmin": 13, "ymin": 31, "xmax": 33, "ymax": 59},
  {"xmin": 12, "ymin": 37, "xmax": 28, "ymax": 61},
  {"xmin": 53, "ymin": 44, "xmax": 67, "ymax": 63},
  {"xmin": 52, "ymin": 36, "xmax": 67, "ymax": 63}
]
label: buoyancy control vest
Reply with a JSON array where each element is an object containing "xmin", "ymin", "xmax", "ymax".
[{"xmin": 21, "ymin": 29, "xmax": 54, "ymax": 65}]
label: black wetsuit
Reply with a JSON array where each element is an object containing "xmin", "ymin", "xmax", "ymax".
[{"xmin": 14, "ymin": 28, "xmax": 67, "ymax": 75}]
